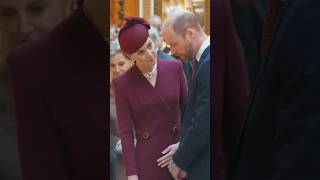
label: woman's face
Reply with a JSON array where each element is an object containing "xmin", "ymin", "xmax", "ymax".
[
  {"xmin": 110, "ymin": 52, "xmax": 133, "ymax": 79},
  {"xmin": 128, "ymin": 37, "xmax": 157, "ymax": 71},
  {"xmin": 0, "ymin": 0, "xmax": 71, "ymax": 48}
]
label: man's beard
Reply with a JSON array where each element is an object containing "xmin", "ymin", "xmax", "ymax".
[{"xmin": 184, "ymin": 40, "xmax": 194, "ymax": 62}]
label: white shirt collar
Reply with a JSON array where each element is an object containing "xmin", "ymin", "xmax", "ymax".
[{"xmin": 196, "ymin": 36, "xmax": 210, "ymax": 62}]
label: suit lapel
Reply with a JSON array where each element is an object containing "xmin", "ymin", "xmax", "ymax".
[
  {"xmin": 181, "ymin": 46, "xmax": 210, "ymax": 121},
  {"xmin": 233, "ymin": 0, "xmax": 292, "ymax": 160},
  {"xmin": 199, "ymin": 46, "xmax": 210, "ymax": 66}
]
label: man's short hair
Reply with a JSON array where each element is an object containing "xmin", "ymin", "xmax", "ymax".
[{"xmin": 163, "ymin": 10, "xmax": 202, "ymax": 36}]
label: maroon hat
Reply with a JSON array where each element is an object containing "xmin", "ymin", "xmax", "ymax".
[{"xmin": 119, "ymin": 17, "xmax": 150, "ymax": 54}]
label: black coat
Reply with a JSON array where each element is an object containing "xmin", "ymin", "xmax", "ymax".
[{"xmin": 229, "ymin": 0, "xmax": 320, "ymax": 179}]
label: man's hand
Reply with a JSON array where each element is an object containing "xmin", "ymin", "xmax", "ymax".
[
  {"xmin": 168, "ymin": 160, "xmax": 180, "ymax": 179},
  {"xmin": 157, "ymin": 142, "xmax": 179, "ymax": 168},
  {"xmin": 167, "ymin": 160, "xmax": 187, "ymax": 180},
  {"xmin": 178, "ymin": 170, "xmax": 187, "ymax": 179}
]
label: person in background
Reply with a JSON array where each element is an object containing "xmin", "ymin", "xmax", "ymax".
[
  {"xmin": 8, "ymin": 0, "xmax": 108, "ymax": 179},
  {"xmin": 110, "ymin": 48, "xmax": 132, "ymax": 180},
  {"xmin": 112, "ymin": 16, "xmax": 188, "ymax": 180},
  {"xmin": 0, "ymin": 0, "xmax": 74, "ymax": 179},
  {"xmin": 110, "ymin": 24, "xmax": 119, "ymax": 51},
  {"xmin": 148, "ymin": 25, "xmax": 175, "ymax": 60},
  {"xmin": 148, "ymin": 15, "xmax": 172, "ymax": 55},
  {"xmin": 0, "ymin": 0, "xmax": 74, "ymax": 49},
  {"xmin": 148, "ymin": 15, "xmax": 162, "ymax": 32}
]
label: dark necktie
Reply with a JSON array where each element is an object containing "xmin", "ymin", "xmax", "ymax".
[
  {"xmin": 260, "ymin": 0, "xmax": 283, "ymax": 61},
  {"xmin": 192, "ymin": 60, "xmax": 198, "ymax": 79}
]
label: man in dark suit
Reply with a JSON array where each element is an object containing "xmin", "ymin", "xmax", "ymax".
[
  {"xmin": 159, "ymin": 10, "xmax": 210, "ymax": 180},
  {"xmin": 213, "ymin": 0, "xmax": 250, "ymax": 179},
  {"xmin": 8, "ymin": 0, "xmax": 107, "ymax": 180},
  {"xmin": 228, "ymin": 0, "xmax": 320, "ymax": 180}
]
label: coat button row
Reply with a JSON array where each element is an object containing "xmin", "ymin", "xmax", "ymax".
[{"xmin": 141, "ymin": 127, "xmax": 179, "ymax": 140}]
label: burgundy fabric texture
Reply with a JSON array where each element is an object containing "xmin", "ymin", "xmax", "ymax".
[
  {"xmin": 119, "ymin": 17, "xmax": 150, "ymax": 54},
  {"xmin": 8, "ymin": 9, "xmax": 107, "ymax": 180}
]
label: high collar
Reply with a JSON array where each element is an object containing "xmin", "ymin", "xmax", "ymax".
[{"xmin": 196, "ymin": 36, "xmax": 210, "ymax": 62}]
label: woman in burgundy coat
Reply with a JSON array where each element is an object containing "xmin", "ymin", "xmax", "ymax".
[
  {"xmin": 8, "ymin": 1, "xmax": 108, "ymax": 179},
  {"xmin": 112, "ymin": 17, "xmax": 188, "ymax": 180}
]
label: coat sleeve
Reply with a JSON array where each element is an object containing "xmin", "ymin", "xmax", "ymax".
[
  {"xmin": 112, "ymin": 79, "xmax": 138, "ymax": 176},
  {"xmin": 8, "ymin": 54, "xmax": 70, "ymax": 180},
  {"xmin": 173, "ymin": 59, "xmax": 210, "ymax": 171}
]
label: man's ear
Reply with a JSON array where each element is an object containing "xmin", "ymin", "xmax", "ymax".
[{"xmin": 185, "ymin": 28, "xmax": 194, "ymax": 42}]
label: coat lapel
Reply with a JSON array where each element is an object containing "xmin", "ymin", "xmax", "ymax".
[
  {"xmin": 234, "ymin": 0, "xmax": 292, "ymax": 161},
  {"xmin": 130, "ymin": 62, "xmax": 172, "ymax": 112}
]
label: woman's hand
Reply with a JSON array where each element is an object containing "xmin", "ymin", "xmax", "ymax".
[
  {"xmin": 128, "ymin": 175, "xmax": 139, "ymax": 180},
  {"xmin": 157, "ymin": 142, "xmax": 180, "ymax": 168}
]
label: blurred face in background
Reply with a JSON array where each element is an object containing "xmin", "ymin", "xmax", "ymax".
[
  {"xmin": 110, "ymin": 52, "xmax": 133, "ymax": 79},
  {"xmin": 0, "ymin": 0, "xmax": 72, "ymax": 49},
  {"xmin": 83, "ymin": 0, "xmax": 107, "ymax": 38}
]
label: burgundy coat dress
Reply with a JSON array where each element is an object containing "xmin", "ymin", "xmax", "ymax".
[
  {"xmin": 112, "ymin": 59, "xmax": 188, "ymax": 180},
  {"xmin": 8, "ymin": 9, "xmax": 107, "ymax": 180}
]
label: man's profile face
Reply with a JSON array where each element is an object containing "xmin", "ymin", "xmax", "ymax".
[{"xmin": 162, "ymin": 25, "xmax": 193, "ymax": 62}]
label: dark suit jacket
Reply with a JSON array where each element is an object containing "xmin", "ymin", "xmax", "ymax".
[
  {"xmin": 112, "ymin": 59, "xmax": 187, "ymax": 179},
  {"xmin": 229, "ymin": 1, "xmax": 320, "ymax": 180},
  {"xmin": 213, "ymin": 0, "xmax": 250, "ymax": 179},
  {"xmin": 8, "ymin": 9, "xmax": 107, "ymax": 180},
  {"xmin": 231, "ymin": 0, "xmax": 266, "ymax": 83},
  {"xmin": 172, "ymin": 46, "xmax": 210, "ymax": 180}
]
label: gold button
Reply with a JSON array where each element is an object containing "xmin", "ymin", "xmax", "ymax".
[
  {"xmin": 172, "ymin": 127, "xmax": 178, "ymax": 134},
  {"xmin": 142, "ymin": 132, "xmax": 150, "ymax": 140}
]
